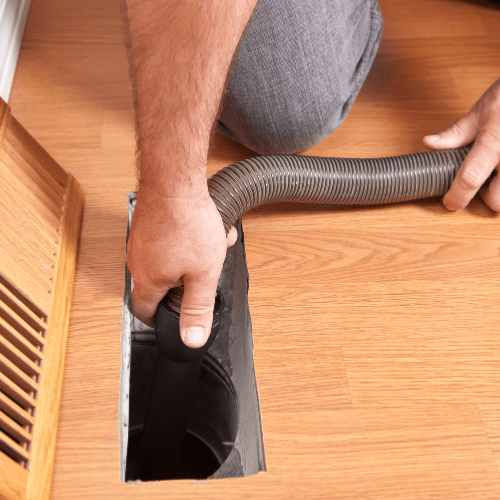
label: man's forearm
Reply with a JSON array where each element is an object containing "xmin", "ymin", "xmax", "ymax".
[{"xmin": 123, "ymin": 0, "xmax": 258, "ymax": 195}]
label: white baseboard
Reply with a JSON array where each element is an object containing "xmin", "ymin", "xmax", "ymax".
[{"xmin": 0, "ymin": 0, "xmax": 32, "ymax": 102}]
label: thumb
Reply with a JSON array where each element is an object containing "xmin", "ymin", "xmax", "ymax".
[
  {"xmin": 179, "ymin": 278, "xmax": 218, "ymax": 348},
  {"xmin": 226, "ymin": 225, "xmax": 238, "ymax": 248},
  {"xmin": 423, "ymin": 112, "xmax": 479, "ymax": 150}
]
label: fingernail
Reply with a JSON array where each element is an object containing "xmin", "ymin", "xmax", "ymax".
[
  {"xmin": 182, "ymin": 326, "xmax": 206, "ymax": 347},
  {"xmin": 425, "ymin": 134, "xmax": 440, "ymax": 142}
]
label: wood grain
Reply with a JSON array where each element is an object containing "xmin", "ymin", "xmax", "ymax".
[
  {"xmin": 25, "ymin": 175, "xmax": 84, "ymax": 500},
  {"xmin": 0, "ymin": 452, "xmax": 28, "ymax": 500},
  {"xmin": 7, "ymin": 0, "xmax": 500, "ymax": 498},
  {"xmin": 0, "ymin": 100, "xmax": 9, "ymax": 150},
  {"xmin": 0, "ymin": 99, "xmax": 84, "ymax": 500}
]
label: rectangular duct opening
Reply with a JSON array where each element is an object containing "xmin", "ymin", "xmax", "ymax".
[{"xmin": 120, "ymin": 193, "xmax": 266, "ymax": 482}]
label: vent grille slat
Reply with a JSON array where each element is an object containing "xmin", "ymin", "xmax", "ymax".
[
  {"xmin": 0, "ymin": 336, "xmax": 41, "ymax": 379},
  {"xmin": 0, "ymin": 410, "xmax": 32, "ymax": 445},
  {"xmin": 0, "ymin": 372, "xmax": 37, "ymax": 410},
  {"xmin": 0, "ymin": 298, "xmax": 46, "ymax": 347},
  {"xmin": 0, "ymin": 352, "xmax": 39, "ymax": 394},
  {"xmin": 0, "ymin": 391, "xmax": 35, "ymax": 427},
  {"xmin": 0, "ymin": 292, "xmax": 47, "ymax": 335},
  {"xmin": 0, "ymin": 261, "xmax": 50, "ymax": 323},
  {"xmin": 0, "ymin": 274, "xmax": 48, "ymax": 329},
  {"xmin": 0, "ymin": 316, "xmax": 44, "ymax": 362},
  {"xmin": 0, "ymin": 428, "xmax": 31, "ymax": 462}
]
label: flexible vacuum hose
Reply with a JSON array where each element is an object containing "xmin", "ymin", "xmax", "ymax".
[
  {"xmin": 137, "ymin": 146, "xmax": 473, "ymax": 480},
  {"xmin": 166, "ymin": 146, "xmax": 471, "ymax": 311},
  {"xmin": 209, "ymin": 146, "xmax": 470, "ymax": 232}
]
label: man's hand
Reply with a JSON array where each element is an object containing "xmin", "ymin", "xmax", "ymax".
[
  {"xmin": 423, "ymin": 78, "xmax": 500, "ymax": 212},
  {"xmin": 122, "ymin": 0, "xmax": 257, "ymax": 347},
  {"xmin": 127, "ymin": 182, "xmax": 237, "ymax": 347}
]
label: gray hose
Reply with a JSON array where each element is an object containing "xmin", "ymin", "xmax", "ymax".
[
  {"xmin": 208, "ymin": 146, "xmax": 471, "ymax": 233},
  {"xmin": 167, "ymin": 146, "xmax": 471, "ymax": 311}
]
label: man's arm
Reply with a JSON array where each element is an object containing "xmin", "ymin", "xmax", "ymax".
[
  {"xmin": 424, "ymin": 78, "xmax": 500, "ymax": 212},
  {"xmin": 123, "ymin": 0, "xmax": 256, "ymax": 346}
]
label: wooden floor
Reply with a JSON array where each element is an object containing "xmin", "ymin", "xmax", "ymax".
[{"xmin": 8, "ymin": 0, "xmax": 500, "ymax": 498}]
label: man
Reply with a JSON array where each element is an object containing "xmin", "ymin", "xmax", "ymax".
[{"xmin": 123, "ymin": 0, "xmax": 500, "ymax": 348}]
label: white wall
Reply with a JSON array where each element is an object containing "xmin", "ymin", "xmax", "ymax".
[{"xmin": 0, "ymin": 0, "xmax": 32, "ymax": 101}]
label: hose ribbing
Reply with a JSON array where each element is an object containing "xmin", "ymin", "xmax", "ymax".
[
  {"xmin": 166, "ymin": 146, "xmax": 471, "ymax": 311},
  {"xmin": 208, "ymin": 147, "xmax": 471, "ymax": 233}
]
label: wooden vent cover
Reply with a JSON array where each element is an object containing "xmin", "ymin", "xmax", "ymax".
[{"xmin": 0, "ymin": 99, "xmax": 84, "ymax": 500}]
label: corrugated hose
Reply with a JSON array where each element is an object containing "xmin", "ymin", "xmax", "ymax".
[{"xmin": 166, "ymin": 146, "xmax": 472, "ymax": 311}]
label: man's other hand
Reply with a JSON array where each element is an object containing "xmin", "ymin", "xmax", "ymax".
[{"xmin": 423, "ymin": 77, "xmax": 500, "ymax": 212}]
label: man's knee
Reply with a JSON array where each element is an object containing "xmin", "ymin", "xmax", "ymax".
[
  {"xmin": 217, "ymin": 0, "xmax": 383, "ymax": 155},
  {"xmin": 217, "ymin": 91, "xmax": 346, "ymax": 155}
]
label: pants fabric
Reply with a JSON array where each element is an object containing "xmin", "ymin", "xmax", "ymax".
[{"xmin": 217, "ymin": 0, "xmax": 383, "ymax": 155}]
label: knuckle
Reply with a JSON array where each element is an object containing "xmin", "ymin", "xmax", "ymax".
[
  {"xmin": 459, "ymin": 168, "xmax": 483, "ymax": 190},
  {"xmin": 197, "ymin": 263, "xmax": 224, "ymax": 283},
  {"xmin": 181, "ymin": 303, "xmax": 214, "ymax": 317},
  {"xmin": 449, "ymin": 122, "xmax": 464, "ymax": 137},
  {"xmin": 476, "ymin": 128, "xmax": 500, "ymax": 151}
]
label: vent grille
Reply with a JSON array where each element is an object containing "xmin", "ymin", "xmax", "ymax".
[
  {"xmin": 0, "ymin": 99, "xmax": 58, "ymax": 474},
  {"xmin": 0, "ymin": 109, "xmax": 63, "ymax": 317},
  {"xmin": 0, "ymin": 98, "xmax": 84, "ymax": 500},
  {"xmin": 0, "ymin": 273, "xmax": 47, "ymax": 469}
]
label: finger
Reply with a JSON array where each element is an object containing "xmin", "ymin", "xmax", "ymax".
[
  {"xmin": 479, "ymin": 168, "xmax": 500, "ymax": 212},
  {"xmin": 226, "ymin": 225, "xmax": 238, "ymax": 248},
  {"xmin": 443, "ymin": 136, "xmax": 500, "ymax": 210},
  {"xmin": 130, "ymin": 280, "xmax": 169, "ymax": 328},
  {"xmin": 179, "ymin": 277, "xmax": 219, "ymax": 348},
  {"xmin": 423, "ymin": 112, "xmax": 478, "ymax": 150}
]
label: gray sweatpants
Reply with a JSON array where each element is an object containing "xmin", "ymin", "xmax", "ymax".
[{"xmin": 217, "ymin": 0, "xmax": 383, "ymax": 154}]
